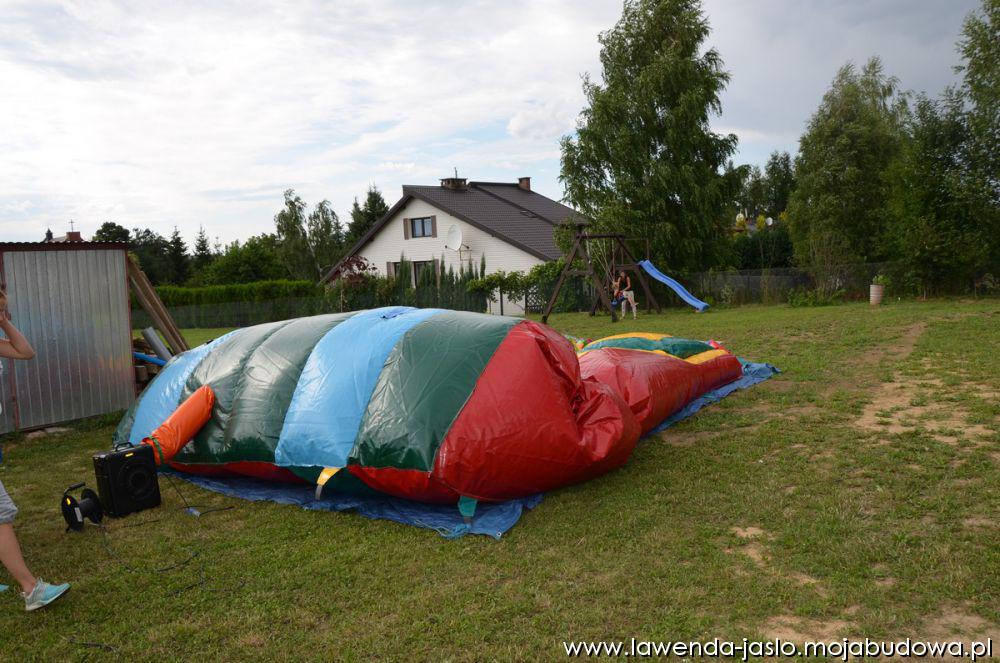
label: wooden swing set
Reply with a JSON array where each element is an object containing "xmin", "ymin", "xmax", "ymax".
[{"xmin": 541, "ymin": 223, "xmax": 662, "ymax": 324}]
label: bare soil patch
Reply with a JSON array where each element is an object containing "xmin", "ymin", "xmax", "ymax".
[
  {"xmin": 856, "ymin": 379, "xmax": 993, "ymax": 442},
  {"xmin": 760, "ymin": 379, "xmax": 797, "ymax": 393},
  {"xmin": 784, "ymin": 404, "xmax": 822, "ymax": 416},
  {"xmin": 727, "ymin": 526, "xmax": 769, "ymax": 568},
  {"xmin": 727, "ymin": 527, "xmax": 830, "ymax": 596},
  {"xmin": 658, "ymin": 430, "xmax": 716, "ymax": 447},
  {"xmin": 917, "ymin": 606, "xmax": 1000, "ymax": 642},
  {"xmin": 761, "ymin": 615, "xmax": 851, "ymax": 641},
  {"xmin": 855, "ymin": 323, "xmax": 996, "ymax": 444},
  {"xmin": 732, "ymin": 526, "xmax": 767, "ymax": 539},
  {"xmin": 894, "ymin": 322, "xmax": 927, "ymax": 357},
  {"xmin": 726, "ymin": 543, "xmax": 766, "ymax": 568}
]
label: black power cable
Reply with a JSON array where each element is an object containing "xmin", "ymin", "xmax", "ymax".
[
  {"xmin": 65, "ymin": 636, "xmax": 121, "ymax": 654},
  {"xmin": 71, "ymin": 474, "xmax": 244, "ymax": 654},
  {"xmin": 163, "ymin": 473, "xmax": 234, "ymax": 517}
]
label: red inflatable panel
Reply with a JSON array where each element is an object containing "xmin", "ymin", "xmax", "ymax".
[
  {"xmin": 579, "ymin": 349, "xmax": 743, "ymax": 433},
  {"xmin": 579, "ymin": 349, "xmax": 700, "ymax": 433},
  {"xmin": 432, "ymin": 321, "xmax": 641, "ymax": 501},
  {"xmin": 696, "ymin": 354, "xmax": 745, "ymax": 393},
  {"xmin": 347, "ymin": 466, "xmax": 459, "ymax": 504},
  {"xmin": 169, "ymin": 460, "xmax": 306, "ymax": 483}
]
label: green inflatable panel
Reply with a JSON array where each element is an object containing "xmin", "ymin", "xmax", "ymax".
[
  {"xmin": 584, "ymin": 336, "xmax": 713, "ymax": 358},
  {"xmin": 349, "ymin": 311, "xmax": 519, "ymax": 471},
  {"xmin": 177, "ymin": 315, "xmax": 355, "ymax": 464}
]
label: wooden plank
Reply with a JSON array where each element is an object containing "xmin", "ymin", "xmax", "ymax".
[
  {"xmin": 128, "ymin": 272, "xmax": 178, "ymax": 350},
  {"xmin": 126, "ymin": 258, "xmax": 189, "ymax": 352},
  {"xmin": 132, "ymin": 281, "xmax": 183, "ymax": 354},
  {"xmin": 139, "ymin": 272, "xmax": 187, "ymax": 351}
]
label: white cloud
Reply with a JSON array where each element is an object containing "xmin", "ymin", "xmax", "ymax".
[
  {"xmin": 0, "ymin": 0, "xmax": 620, "ymax": 242},
  {"xmin": 506, "ymin": 99, "xmax": 579, "ymax": 142},
  {"xmin": 375, "ymin": 162, "xmax": 417, "ymax": 174},
  {"xmin": 0, "ymin": 0, "xmax": 978, "ymax": 244},
  {"xmin": 2, "ymin": 200, "xmax": 35, "ymax": 214}
]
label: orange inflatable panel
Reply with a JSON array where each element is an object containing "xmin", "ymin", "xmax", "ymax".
[{"xmin": 143, "ymin": 385, "xmax": 215, "ymax": 465}]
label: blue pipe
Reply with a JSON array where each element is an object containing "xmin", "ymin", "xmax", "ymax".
[{"xmin": 133, "ymin": 351, "xmax": 167, "ymax": 367}]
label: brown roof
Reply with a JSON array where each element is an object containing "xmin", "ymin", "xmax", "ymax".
[{"xmin": 322, "ymin": 180, "xmax": 585, "ymax": 282}]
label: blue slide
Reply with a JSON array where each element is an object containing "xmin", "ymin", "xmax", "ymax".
[{"xmin": 637, "ymin": 260, "xmax": 710, "ymax": 312}]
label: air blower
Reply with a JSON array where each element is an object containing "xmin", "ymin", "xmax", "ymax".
[
  {"xmin": 93, "ymin": 444, "xmax": 162, "ymax": 517},
  {"xmin": 61, "ymin": 483, "xmax": 103, "ymax": 532},
  {"xmin": 60, "ymin": 385, "xmax": 216, "ymax": 530}
]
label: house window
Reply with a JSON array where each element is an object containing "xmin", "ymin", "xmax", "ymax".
[
  {"xmin": 412, "ymin": 260, "xmax": 434, "ymax": 283},
  {"xmin": 410, "ymin": 217, "xmax": 434, "ymax": 238},
  {"xmin": 389, "ymin": 260, "xmax": 437, "ymax": 286}
]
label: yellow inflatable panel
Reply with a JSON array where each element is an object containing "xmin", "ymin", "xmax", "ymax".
[
  {"xmin": 591, "ymin": 331, "xmax": 672, "ymax": 342},
  {"xmin": 684, "ymin": 348, "xmax": 731, "ymax": 365}
]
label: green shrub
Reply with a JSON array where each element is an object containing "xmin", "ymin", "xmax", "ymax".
[
  {"xmin": 149, "ymin": 280, "xmax": 322, "ymax": 307},
  {"xmin": 324, "ymin": 255, "xmax": 488, "ymax": 313},
  {"xmin": 787, "ymin": 287, "xmax": 846, "ymax": 307},
  {"xmin": 520, "ymin": 259, "xmax": 593, "ymax": 313}
]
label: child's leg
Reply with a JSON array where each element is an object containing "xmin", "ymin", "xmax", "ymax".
[
  {"xmin": 0, "ymin": 525, "xmax": 36, "ymax": 594},
  {"xmin": 0, "ymin": 481, "xmax": 34, "ymax": 594}
]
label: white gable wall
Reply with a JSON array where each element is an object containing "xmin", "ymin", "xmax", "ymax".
[{"xmin": 357, "ymin": 197, "xmax": 546, "ymax": 314}]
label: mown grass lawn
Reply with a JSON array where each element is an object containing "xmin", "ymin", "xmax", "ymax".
[{"xmin": 2, "ymin": 300, "xmax": 998, "ymax": 659}]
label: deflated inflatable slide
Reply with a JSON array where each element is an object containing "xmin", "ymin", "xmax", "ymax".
[{"xmin": 115, "ymin": 308, "xmax": 753, "ymax": 508}]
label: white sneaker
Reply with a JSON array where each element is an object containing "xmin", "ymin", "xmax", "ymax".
[{"xmin": 23, "ymin": 579, "xmax": 71, "ymax": 611}]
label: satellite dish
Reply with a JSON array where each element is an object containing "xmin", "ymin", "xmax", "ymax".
[
  {"xmin": 766, "ymin": 217, "xmax": 774, "ymax": 227},
  {"xmin": 445, "ymin": 225, "xmax": 464, "ymax": 251}
]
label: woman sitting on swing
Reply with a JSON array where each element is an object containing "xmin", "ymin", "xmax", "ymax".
[{"xmin": 613, "ymin": 270, "xmax": 637, "ymax": 319}]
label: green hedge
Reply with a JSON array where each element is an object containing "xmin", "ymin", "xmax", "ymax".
[
  {"xmin": 130, "ymin": 267, "xmax": 491, "ymax": 328},
  {"xmin": 132, "ymin": 296, "xmax": 337, "ymax": 329},
  {"xmin": 146, "ymin": 280, "xmax": 322, "ymax": 307}
]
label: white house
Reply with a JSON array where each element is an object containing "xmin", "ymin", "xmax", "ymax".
[{"xmin": 323, "ymin": 176, "xmax": 583, "ymax": 314}]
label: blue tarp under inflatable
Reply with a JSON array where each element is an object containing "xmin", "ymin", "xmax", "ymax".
[{"xmin": 175, "ymin": 360, "xmax": 778, "ymax": 538}]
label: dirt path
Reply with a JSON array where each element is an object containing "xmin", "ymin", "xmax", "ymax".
[{"xmin": 854, "ymin": 321, "xmax": 994, "ymax": 445}]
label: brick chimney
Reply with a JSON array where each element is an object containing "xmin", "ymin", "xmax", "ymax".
[
  {"xmin": 518, "ymin": 176, "xmax": 531, "ymax": 191},
  {"xmin": 440, "ymin": 177, "xmax": 468, "ymax": 190},
  {"xmin": 66, "ymin": 231, "xmax": 83, "ymax": 242}
]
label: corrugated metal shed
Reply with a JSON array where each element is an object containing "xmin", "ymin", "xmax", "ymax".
[{"xmin": 0, "ymin": 242, "xmax": 134, "ymax": 433}]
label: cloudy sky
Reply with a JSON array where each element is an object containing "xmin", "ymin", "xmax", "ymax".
[{"xmin": 0, "ymin": 0, "xmax": 978, "ymax": 245}]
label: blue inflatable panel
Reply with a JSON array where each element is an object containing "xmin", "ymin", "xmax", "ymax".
[
  {"xmin": 275, "ymin": 307, "xmax": 444, "ymax": 469},
  {"xmin": 638, "ymin": 259, "xmax": 710, "ymax": 312},
  {"xmin": 172, "ymin": 472, "xmax": 543, "ymax": 540},
  {"xmin": 128, "ymin": 330, "xmax": 242, "ymax": 445}
]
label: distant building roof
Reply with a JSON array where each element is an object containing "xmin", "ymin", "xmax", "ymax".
[
  {"xmin": 323, "ymin": 177, "xmax": 586, "ymax": 282},
  {"xmin": 42, "ymin": 229, "xmax": 85, "ymax": 243}
]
